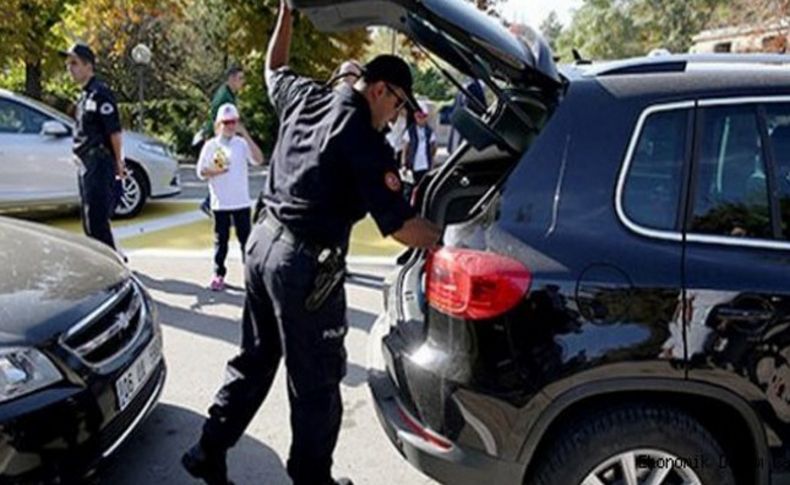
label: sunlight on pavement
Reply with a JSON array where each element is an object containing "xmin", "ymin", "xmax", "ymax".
[
  {"xmin": 120, "ymin": 215, "xmax": 404, "ymax": 256},
  {"xmin": 43, "ymin": 201, "xmax": 199, "ymax": 234}
]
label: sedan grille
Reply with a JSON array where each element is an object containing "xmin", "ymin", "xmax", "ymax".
[{"xmin": 61, "ymin": 281, "xmax": 147, "ymax": 369}]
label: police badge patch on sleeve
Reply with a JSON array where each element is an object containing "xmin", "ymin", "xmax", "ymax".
[
  {"xmin": 100, "ymin": 103, "xmax": 115, "ymax": 115},
  {"xmin": 384, "ymin": 171, "xmax": 402, "ymax": 192}
]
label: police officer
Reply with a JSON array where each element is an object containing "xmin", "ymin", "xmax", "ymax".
[
  {"xmin": 182, "ymin": 2, "xmax": 441, "ymax": 485},
  {"xmin": 62, "ymin": 43, "xmax": 126, "ymax": 250}
]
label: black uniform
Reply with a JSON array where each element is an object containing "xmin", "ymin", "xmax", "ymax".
[
  {"xmin": 197, "ymin": 68, "xmax": 415, "ymax": 484},
  {"xmin": 73, "ymin": 76, "xmax": 122, "ymax": 249}
]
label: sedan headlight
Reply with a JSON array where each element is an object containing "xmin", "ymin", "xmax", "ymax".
[
  {"xmin": 139, "ymin": 142, "xmax": 172, "ymax": 159},
  {"xmin": 0, "ymin": 348, "xmax": 62, "ymax": 403}
]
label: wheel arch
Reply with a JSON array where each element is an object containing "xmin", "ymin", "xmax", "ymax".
[{"xmin": 519, "ymin": 379, "xmax": 771, "ymax": 485}]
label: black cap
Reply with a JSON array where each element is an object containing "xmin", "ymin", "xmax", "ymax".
[
  {"xmin": 59, "ymin": 43, "xmax": 96, "ymax": 65},
  {"xmin": 362, "ymin": 55, "xmax": 419, "ymax": 111}
]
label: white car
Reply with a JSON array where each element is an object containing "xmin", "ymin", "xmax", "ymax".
[{"xmin": 0, "ymin": 89, "xmax": 180, "ymax": 218}]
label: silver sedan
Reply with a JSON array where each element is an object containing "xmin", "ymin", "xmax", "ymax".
[{"xmin": 0, "ymin": 89, "xmax": 180, "ymax": 218}]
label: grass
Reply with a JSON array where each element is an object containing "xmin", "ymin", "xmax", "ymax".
[
  {"xmin": 121, "ymin": 215, "xmax": 404, "ymax": 256},
  {"xmin": 42, "ymin": 201, "xmax": 199, "ymax": 234}
]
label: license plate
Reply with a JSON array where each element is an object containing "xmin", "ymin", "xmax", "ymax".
[{"xmin": 115, "ymin": 334, "xmax": 162, "ymax": 411}]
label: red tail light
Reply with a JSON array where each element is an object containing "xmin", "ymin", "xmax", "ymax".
[{"xmin": 425, "ymin": 248, "xmax": 531, "ymax": 320}]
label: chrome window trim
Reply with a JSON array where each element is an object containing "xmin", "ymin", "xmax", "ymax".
[
  {"xmin": 616, "ymin": 97, "xmax": 790, "ymax": 251},
  {"xmin": 615, "ymin": 101, "xmax": 693, "ymax": 244}
]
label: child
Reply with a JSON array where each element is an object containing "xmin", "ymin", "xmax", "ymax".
[{"xmin": 196, "ymin": 103, "xmax": 264, "ymax": 290}]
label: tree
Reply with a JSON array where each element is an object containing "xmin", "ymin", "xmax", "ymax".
[
  {"xmin": 412, "ymin": 66, "xmax": 453, "ymax": 101},
  {"xmin": 0, "ymin": 0, "xmax": 78, "ymax": 99},
  {"xmin": 539, "ymin": 11, "xmax": 564, "ymax": 52},
  {"xmin": 556, "ymin": 0, "xmax": 644, "ymax": 61},
  {"xmin": 555, "ymin": 0, "xmax": 729, "ymax": 61},
  {"xmin": 631, "ymin": 0, "xmax": 726, "ymax": 54},
  {"xmin": 63, "ymin": 0, "xmax": 189, "ymax": 101}
]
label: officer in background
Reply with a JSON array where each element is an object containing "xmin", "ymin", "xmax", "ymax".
[
  {"xmin": 182, "ymin": 2, "xmax": 441, "ymax": 484},
  {"xmin": 62, "ymin": 43, "xmax": 125, "ymax": 250}
]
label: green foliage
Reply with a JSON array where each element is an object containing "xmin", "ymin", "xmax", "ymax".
[
  {"xmin": 539, "ymin": 11, "xmax": 564, "ymax": 52},
  {"xmin": 237, "ymin": 50, "xmax": 278, "ymax": 155},
  {"xmin": 556, "ymin": 0, "xmax": 645, "ymax": 61},
  {"xmin": 412, "ymin": 66, "xmax": 453, "ymax": 101},
  {"xmin": 555, "ymin": 0, "xmax": 729, "ymax": 62}
]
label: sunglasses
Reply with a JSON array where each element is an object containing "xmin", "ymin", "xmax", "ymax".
[
  {"xmin": 384, "ymin": 83, "xmax": 410, "ymax": 111},
  {"xmin": 221, "ymin": 119, "xmax": 238, "ymax": 126}
]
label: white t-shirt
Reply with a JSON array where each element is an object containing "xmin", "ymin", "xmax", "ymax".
[
  {"xmin": 196, "ymin": 136, "xmax": 254, "ymax": 211},
  {"xmin": 403, "ymin": 126, "xmax": 436, "ymax": 172},
  {"xmin": 387, "ymin": 113, "xmax": 408, "ymax": 152}
]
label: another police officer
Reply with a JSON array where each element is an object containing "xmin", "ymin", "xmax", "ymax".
[
  {"xmin": 182, "ymin": 2, "xmax": 441, "ymax": 485},
  {"xmin": 62, "ymin": 43, "xmax": 125, "ymax": 250}
]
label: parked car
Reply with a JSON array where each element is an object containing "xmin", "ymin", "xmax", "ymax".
[
  {"xmin": 0, "ymin": 216, "xmax": 165, "ymax": 482},
  {"xmin": 0, "ymin": 89, "xmax": 181, "ymax": 218},
  {"xmin": 296, "ymin": 1, "xmax": 790, "ymax": 485}
]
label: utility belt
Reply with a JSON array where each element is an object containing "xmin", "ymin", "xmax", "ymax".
[
  {"xmin": 260, "ymin": 210, "xmax": 346, "ymax": 312},
  {"xmin": 75, "ymin": 143, "xmax": 112, "ymax": 161}
]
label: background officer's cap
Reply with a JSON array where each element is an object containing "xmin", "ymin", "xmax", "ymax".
[
  {"xmin": 59, "ymin": 43, "xmax": 96, "ymax": 65},
  {"xmin": 362, "ymin": 55, "xmax": 419, "ymax": 111}
]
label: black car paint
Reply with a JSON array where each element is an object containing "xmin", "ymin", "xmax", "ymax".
[
  {"xmin": 371, "ymin": 73, "xmax": 790, "ymax": 485},
  {"xmin": 0, "ymin": 217, "xmax": 165, "ymax": 481}
]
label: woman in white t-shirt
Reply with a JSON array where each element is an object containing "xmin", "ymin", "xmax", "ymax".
[{"xmin": 196, "ymin": 103, "xmax": 264, "ymax": 291}]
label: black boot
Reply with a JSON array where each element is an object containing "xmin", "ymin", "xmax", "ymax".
[{"xmin": 181, "ymin": 443, "xmax": 233, "ymax": 485}]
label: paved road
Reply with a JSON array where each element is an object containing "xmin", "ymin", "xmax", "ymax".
[
  {"xmin": 93, "ymin": 255, "xmax": 435, "ymax": 485},
  {"xmin": 176, "ymin": 165, "xmax": 267, "ymax": 200}
]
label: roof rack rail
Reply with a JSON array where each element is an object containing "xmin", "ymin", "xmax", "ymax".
[{"xmin": 591, "ymin": 53, "xmax": 790, "ymax": 76}]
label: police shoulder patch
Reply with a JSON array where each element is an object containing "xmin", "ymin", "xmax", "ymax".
[
  {"xmin": 384, "ymin": 171, "xmax": 401, "ymax": 192},
  {"xmin": 100, "ymin": 103, "xmax": 115, "ymax": 115}
]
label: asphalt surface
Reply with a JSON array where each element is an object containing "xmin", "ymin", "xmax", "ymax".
[{"xmin": 93, "ymin": 255, "xmax": 436, "ymax": 485}]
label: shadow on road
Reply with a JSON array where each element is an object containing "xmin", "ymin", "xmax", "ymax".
[
  {"xmin": 96, "ymin": 403, "xmax": 289, "ymax": 484},
  {"xmin": 134, "ymin": 271, "xmax": 377, "ymax": 389}
]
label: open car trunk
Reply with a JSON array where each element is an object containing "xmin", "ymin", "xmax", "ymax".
[
  {"xmin": 291, "ymin": 0, "xmax": 564, "ymax": 444},
  {"xmin": 390, "ymin": 89, "xmax": 556, "ymax": 337}
]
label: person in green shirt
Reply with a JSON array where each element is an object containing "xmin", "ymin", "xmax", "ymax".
[{"xmin": 199, "ymin": 65, "xmax": 247, "ymax": 216}]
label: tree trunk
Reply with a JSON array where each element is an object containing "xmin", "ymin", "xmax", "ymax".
[{"xmin": 25, "ymin": 60, "xmax": 43, "ymax": 100}]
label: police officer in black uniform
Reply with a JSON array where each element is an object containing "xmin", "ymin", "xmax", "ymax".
[
  {"xmin": 182, "ymin": 2, "xmax": 441, "ymax": 485},
  {"xmin": 62, "ymin": 43, "xmax": 126, "ymax": 250}
]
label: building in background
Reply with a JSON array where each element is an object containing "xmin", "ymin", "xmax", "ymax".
[{"xmin": 691, "ymin": 19, "xmax": 789, "ymax": 53}]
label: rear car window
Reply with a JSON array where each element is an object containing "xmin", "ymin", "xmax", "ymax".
[
  {"xmin": 763, "ymin": 104, "xmax": 790, "ymax": 240},
  {"xmin": 622, "ymin": 109, "xmax": 688, "ymax": 230},
  {"xmin": 691, "ymin": 105, "xmax": 772, "ymax": 239}
]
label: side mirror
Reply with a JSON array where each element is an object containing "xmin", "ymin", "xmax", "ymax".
[{"xmin": 41, "ymin": 121, "xmax": 69, "ymax": 137}]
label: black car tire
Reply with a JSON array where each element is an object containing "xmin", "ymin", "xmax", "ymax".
[
  {"xmin": 114, "ymin": 163, "xmax": 148, "ymax": 219},
  {"xmin": 526, "ymin": 404, "xmax": 736, "ymax": 485}
]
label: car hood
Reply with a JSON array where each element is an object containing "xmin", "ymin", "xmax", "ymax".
[
  {"xmin": 0, "ymin": 217, "xmax": 129, "ymax": 345},
  {"xmin": 289, "ymin": 0, "xmax": 561, "ymax": 90}
]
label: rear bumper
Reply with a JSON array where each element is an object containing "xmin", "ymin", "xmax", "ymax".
[{"xmin": 369, "ymin": 368, "xmax": 524, "ymax": 484}]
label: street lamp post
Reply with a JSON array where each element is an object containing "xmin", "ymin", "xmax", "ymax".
[{"xmin": 131, "ymin": 43, "xmax": 152, "ymax": 131}]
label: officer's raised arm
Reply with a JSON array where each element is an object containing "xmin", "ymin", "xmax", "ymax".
[{"xmin": 266, "ymin": 0, "xmax": 293, "ymax": 74}]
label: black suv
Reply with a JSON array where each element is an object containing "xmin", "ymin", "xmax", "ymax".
[{"xmin": 293, "ymin": 1, "xmax": 790, "ymax": 484}]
